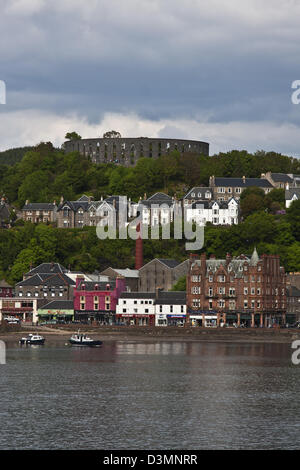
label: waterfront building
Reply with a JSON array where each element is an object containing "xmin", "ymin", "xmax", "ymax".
[
  {"xmin": 0, "ymin": 297, "xmax": 39, "ymax": 323},
  {"xmin": 154, "ymin": 291, "xmax": 186, "ymax": 326},
  {"xmin": 138, "ymin": 258, "xmax": 189, "ymax": 292},
  {"xmin": 286, "ymin": 286, "xmax": 300, "ymax": 323},
  {"xmin": 116, "ymin": 292, "xmax": 156, "ymax": 326},
  {"xmin": 186, "ymin": 250, "xmax": 286, "ymax": 327},
  {"xmin": 37, "ymin": 300, "xmax": 74, "ymax": 324},
  {"xmin": 15, "ymin": 272, "xmax": 75, "ymax": 302},
  {"xmin": 116, "ymin": 290, "xmax": 186, "ymax": 326},
  {"xmin": 73, "ymin": 275, "xmax": 126, "ymax": 324}
]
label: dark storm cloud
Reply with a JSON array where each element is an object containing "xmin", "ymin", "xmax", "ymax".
[{"xmin": 1, "ymin": 0, "xmax": 300, "ymax": 154}]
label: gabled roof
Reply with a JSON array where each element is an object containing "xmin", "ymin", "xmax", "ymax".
[
  {"xmin": 184, "ymin": 187, "xmax": 213, "ymax": 199},
  {"xmin": 110, "ymin": 268, "xmax": 139, "ymax": 278},
  {"xmin": 270, "ymin": 173, "xmax": 293, "ymax": 183},
  {"xmin": 140, "ymin": 258, "xmax": 182, "ymax": 270},
  {"xmin": 214, "ymin": 177, "xmax": 273, "ymax": 188},
  {"xmin": 16, "ymin": 273, "xmax": 75, "ymax": 287},
  {"xmin": 26, "ymin": 263, "xmax": 67, "ymax": 276},
  {"xmin": 141, "ymin": 193, "xmax": 174, "ymax": 208},
  {"xmin": 285, "ymin": 188, "xmax": 300, "ymax": 200}
]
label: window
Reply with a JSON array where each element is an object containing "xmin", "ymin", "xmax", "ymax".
[
  {"xmin": 244, "ymin": 287, "xmax": 248, "ymax": 295},
  {"xmin": 219, "ymin": 287, "xmax": 225, "ymax": 295},
  {"xmin": 218, "ymin": 187, "xmax": 225, "ymax": 193},
  {"xmin": 218, "ymin": 275, "xmax": 225, "ymax": 282},
  {"xmin": 209, "ymin": 275, "xmax": 213, "ymax": 282},
  {"xmin": 251, "ymin": 288, "xmax": 255, "ymax": 295}
]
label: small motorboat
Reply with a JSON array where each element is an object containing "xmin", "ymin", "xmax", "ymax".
[
  {"xmin": 69, "ymin": 332, "xmax": 102, "ymax": 347},
  {"xmin": 19, "ymin": 333, "xmax": 45, "ymax": 345}
]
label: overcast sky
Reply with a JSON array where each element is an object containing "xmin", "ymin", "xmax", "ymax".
[{"xmin": 1, "ymin": 0, "xmax": 300, "ymax": 155}]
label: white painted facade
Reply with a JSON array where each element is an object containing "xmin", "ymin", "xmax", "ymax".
[{"xmin": 185, "ymin": 198, "xmax": 239, "ymax": 226}]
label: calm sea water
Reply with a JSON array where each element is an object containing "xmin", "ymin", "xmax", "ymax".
[{"xmin": 0, "ymin": 340, "xmax": 299, "ymax": 450}]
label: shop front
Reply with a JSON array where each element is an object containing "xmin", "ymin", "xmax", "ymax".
[{"xmin": 116, "ymin": 313, "xmax": 155, "ymax": 326}]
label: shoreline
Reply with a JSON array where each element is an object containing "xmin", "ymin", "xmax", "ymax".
[{"xmin": 1, "ymin": 325, "xmax": 300, "ymax": 344}]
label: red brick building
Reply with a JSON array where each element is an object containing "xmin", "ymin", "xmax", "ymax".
[{"xmin": 186, "ymin": 249, "xmax": 286, "ymax": 327}]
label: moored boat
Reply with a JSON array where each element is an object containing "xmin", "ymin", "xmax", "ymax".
[
  {"xmin": 69, "ymin": 331, "xmax": 102, "ymax": 347},
  {"xmin": 19, "ymin": 333, "xmax": 45, "ymax": 345}
]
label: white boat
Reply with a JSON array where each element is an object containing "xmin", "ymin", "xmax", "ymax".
[
  {"xmin": 19, "ymin": 333, "xmax": 45, "ymax": 345},
  {"xmin": 69, "ymin": 332, "xmax": 102, "ymax": 347}
]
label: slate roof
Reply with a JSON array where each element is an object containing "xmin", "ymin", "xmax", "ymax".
[
  {"xmin": 141, "ymin": 193, "xmax": 174, "ymax": 208},
  {"xmin": 270, "ymin": 173, "xmax": 293, "ymax": 183},
  {"xmin": 184, "ymin": 187, "xmax": 213, "ymax": 200},
  {"xmin": 76, "ymin": 280, "xmax": 117, "ymax": 291},
  {"xmin": 22, "ymin": 203, "xmax": 57, "ymax": 210},
  {"xmin": 192, "ymin": 250, "xmax": 262, "ymax": 278},
  {"xmin": 285, "ymin": 188, "xmax": 300, "ymax": 200},
  {"xmin": 155, "ymin": 291, "xmax": 186, "ymax": 305},
  {"xmin": 157, "ymin": 259, "xmax": 180, "ymax": 268},
  {"xmin": 16, "ymin": 273, "xmax": 75, "ymax": 287},
  {"xmin": 26, "ymin": 263, "xmax": 67, "ymax": 276},
  {"xmin": 190, "ymin": 199, "xmax": 238, "ymax": 209},
  {"xmin": 39, "ymin": 300, "xmax": 74, "ymax": 310},
  {"xmin": 110, "ymin": 268, "xmax": 139, "ymax": 278},
  {"xmin": 214, "ymin": 177, "xmax": 273, "ymax": 188}
]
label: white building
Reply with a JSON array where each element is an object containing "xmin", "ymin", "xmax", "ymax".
[
  {"xmin": 185, "ymin": 198, "xmax": 239, "ymax": 226},
  {"xmin": 115, "ymin": 290, "xmax": 186, "ymax": 326}
]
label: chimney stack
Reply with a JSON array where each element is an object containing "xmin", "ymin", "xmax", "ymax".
[{"xmin": 135, "ymin": 223, "xmax": 143, "ymax": 270}]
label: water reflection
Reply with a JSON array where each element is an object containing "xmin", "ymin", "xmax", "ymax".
[{"xmin": 1, "ymin": 341, "xmax": 298, "ymax": 450}]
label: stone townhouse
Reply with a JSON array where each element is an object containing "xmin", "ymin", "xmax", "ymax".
[
  {"xmin": 56, "ymin": 195, "xmax": 136, "ymax": 228},
  {"xmin": 138, "ymin": 258, "xmax": 189, "ymax": 292},
  {"xmin": 186, "ymin": 249, "xmax": 286, "ymax": 327},
  {"xmin": 22, "ymin": 201, "xmax": 57, "ymax": 223},
  {"xmin": 209, "ymin": 176, "xmax": 273, "ymax": 202}
]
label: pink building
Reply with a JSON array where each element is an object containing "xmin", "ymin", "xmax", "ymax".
[
  {"xmin": 0, "ymin": 279, "xmax": 13, "ymax": 298},
  {"xmin": 73, "ymin": 275, "xmax": 126, "ymax": 324}
]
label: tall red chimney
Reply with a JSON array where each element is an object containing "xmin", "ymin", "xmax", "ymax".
[{"xmin": 135, "ymin": 223, "xmax": 143, "ymax": 270}]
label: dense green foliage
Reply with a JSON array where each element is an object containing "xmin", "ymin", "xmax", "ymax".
[
  {"xmin": 0, "ymin": 143, "xmax": 299, "ymax": 209},
  {"xmin": 0, "ymin": 142, "xmax": 300, "ymax": 284},
  {"xmin": 1, "ymin": 204, "xmax": 300, "ymax": 284},
  {"xmin": 0, "ymin": 146, "xmax": 34, "ymax": 166}
]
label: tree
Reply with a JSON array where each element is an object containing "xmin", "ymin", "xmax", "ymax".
[
  {"xmin": 240, "ymin": 187, "xmax": 266, "ymax": 218},
  {"xmin": 103, "ymin": 130, "xmax": 121, "ymax": 138},
  {"xmin": 171, "ymin": 276, "xmax": 186, "ymax": 291},
  {"xmin": 65, "ymin": 132, "xmax": 82, "ymax": 141}
]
